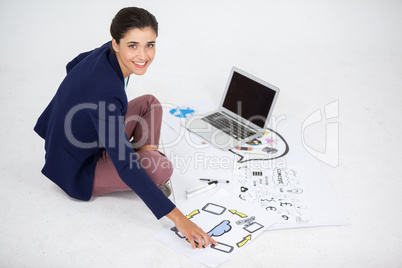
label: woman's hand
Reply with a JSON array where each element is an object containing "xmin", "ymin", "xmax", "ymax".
[{"xmin": 166, "ymin": 207, "xmax": 218, "ymax": 249}]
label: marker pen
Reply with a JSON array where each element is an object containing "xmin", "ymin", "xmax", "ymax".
[
  {"xmin": 199, "ymin": 178, "xmax": 230, "ymax": 183},
  {"xmin": 186, "ymin": 181, "xmax": 218, "ymax": 199}
]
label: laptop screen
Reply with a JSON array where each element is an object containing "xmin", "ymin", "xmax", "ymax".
[{"xmin": 222, "ymin": 71, "xmax": 276, "ymax": 128}]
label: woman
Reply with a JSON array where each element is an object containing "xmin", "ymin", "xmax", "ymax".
[{"xmin": 34, "ymin": 7, "xmax": 217, "ymax": 249}]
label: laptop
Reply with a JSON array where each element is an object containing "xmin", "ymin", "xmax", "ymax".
[{"xmin": 185, "ymin": 67, "xmax": 280, "ymax": 150}]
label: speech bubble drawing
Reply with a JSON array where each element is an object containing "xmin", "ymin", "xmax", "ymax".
[{"xmin": 207, "ymin": 220, "xmax": 232, "ymax": 237}]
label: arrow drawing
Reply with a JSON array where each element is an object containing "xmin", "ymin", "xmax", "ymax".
[
  {"xmin": 236, "ymin": 235, "xmax": 251, "ymax": 248},
  {"xmin": 186, "ymin": 209, "xmax": 200, "ymax": 219},
  {"xmin": 229, "ymin": 210, "xmax": 248, "ymax": 218}
]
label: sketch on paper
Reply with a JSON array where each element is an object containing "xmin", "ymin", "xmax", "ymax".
[
  {"xmin": 236, "ymin": 235, "xmax": 251, "ymax": 248},
  {"xmin": 207, "ymin": 220, "xmax": 232, "ymax": 237},
  {"xmin": 210, "ymin": 242, "xmax": 234, "ymax": 254},
  {"xmin": 202, "ymin": 203, "xmax": 227, "ymax": 215},
  {"xmin": 186, "ymin": 209, "xmax": 200, "ymax": 219},
  {"xmin": 155, "ymin": 190, "xmax": 280, "ymax": 268},
  {"xmin": 168, "ymin": 203, "xmax": 265, "ymax": 250},
  {"xmin": 229, "ymin": 129, "xmax": 289, "ymax": 163},
  {"xmin": 234, "ymin": 165, "xmax": 310, "ymax": 223}
]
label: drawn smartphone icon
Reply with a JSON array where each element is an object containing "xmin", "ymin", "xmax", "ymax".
[
  {"xmin": 202, "ymin": 203, "xmax": 226, "ymax": 215},
  {"xmin": 211, "ymin": 242, "xmax": 234, "ymax": 253}
]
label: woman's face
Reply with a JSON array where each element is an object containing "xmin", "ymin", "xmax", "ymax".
[{"xmin": 112, "ymin": 27, "xmax": 157, "ymax": 77}]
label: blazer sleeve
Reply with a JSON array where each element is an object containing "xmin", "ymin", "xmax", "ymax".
[{"xmin": 90, "ymin": 96, "xmax": 176, "ymax": 219}]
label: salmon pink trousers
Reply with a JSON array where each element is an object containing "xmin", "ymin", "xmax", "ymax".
[{"xmin": 92, "ymin": 95, "xmax": 173, "ymax": 196}]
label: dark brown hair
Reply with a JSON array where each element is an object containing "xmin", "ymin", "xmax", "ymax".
[{"xmin": 110, "ymin": 7, "xmax": 158, "ymax": 44}]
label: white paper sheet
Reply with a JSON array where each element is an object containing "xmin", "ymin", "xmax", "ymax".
[
  {"xmin": 154, "ymin": 189, "xmax": 281, "ymax": 268},
  {"xmin": 233, "ymin": 163, "xmax": 311, "ymax": 224}
]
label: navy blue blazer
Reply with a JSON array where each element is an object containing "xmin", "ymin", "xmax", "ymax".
[{"xmin": 34, "ymin": 42, "xmax": 175, "ymax": 219}]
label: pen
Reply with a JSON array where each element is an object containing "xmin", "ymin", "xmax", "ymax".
[
  {"xmin": 186, "ymin": 181, "xmax": 218, "ymax": 194},
  {"xmin": 186, "ymin": 181, "xmax": 218, "ymax": 199},
  {"xmin": 199, "ymin": 178, "xmax": 230, "ymax": 183}
]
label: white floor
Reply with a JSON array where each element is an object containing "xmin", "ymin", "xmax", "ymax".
[{"xmin": 1, "ymin": 0, "xmax": 401, "ymax": 267}]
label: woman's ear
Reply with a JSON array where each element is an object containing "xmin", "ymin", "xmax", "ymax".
[{"xmin": 112, "ymin": 38, "xmax": 119, "ymax": 53}]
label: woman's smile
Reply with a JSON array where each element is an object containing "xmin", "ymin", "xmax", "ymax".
[{"xmin": 133, "ymin": 61, "xmax": 148, "ymax": 68}]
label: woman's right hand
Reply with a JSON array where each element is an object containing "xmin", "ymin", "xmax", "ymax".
[{"xmin": 166, "ymin": 207, "xmax": 218, "ymax": 249}]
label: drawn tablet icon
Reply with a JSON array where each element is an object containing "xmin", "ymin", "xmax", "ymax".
[
  {"xmin": 243, "ymin": 222, "xmax": 264, "ymax": 233},
  {"xmin": 202, "ymin": 203, "xmax": 226, "ymax": 215},
  {"xmin": 211, "ymin": 242, "xmax": 234, "ymax": 254}
]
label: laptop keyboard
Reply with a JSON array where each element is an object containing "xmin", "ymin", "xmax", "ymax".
[{"xmin": 202, "ymin": 112, "xmax": 256, "ymax": 140}]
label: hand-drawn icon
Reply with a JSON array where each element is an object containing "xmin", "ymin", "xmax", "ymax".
[
  {"xmin": 280, "ymin": 202, "xmax": 292, "ymax": 207},
  {"xmin": 202, "ymin": 203, "xmax": 227, "ymax": 215},
  {"xmin": 229, "ymin": 127, "xmax": 289, "ymax": 163},
  {"xmin": 287, "ymin": 188, "xmax": 303, "ymax": 194},
  {"xmin": 261, "ymin": 198, "xmax": 275, "ymax": 202},
  {"xmin": 252, "ymin": 171, "xmax": 263, "ymax": 176},
  {"xmin": 272, "ymin": 168, "xmax": 289, "ymax": 186},
  {"xmin": 186, "ymin": 209, "xmax": 200, "ymax": 219},
  {"xmin": 266, "ymin": 206, "xmax": 277, "ymax": 211},
  {"xmin": 246, "ymin": 139, "xmax": 262, "ymax": 145},
  {"xmin": 211, "ymin": 242, "xmax": 234, "ymax": 253},
  {"xmin": 262, "ymin": 147, "xmax": 278, "ymax": 154},
  {"xmin": 170, "ymin": 226, "xmax": 186, "ymax": 239},
  {"xmin": 235, "ymin": 216, "xmax": 256, "ymax": 226},
  {"xmin": 229, "ymin": 210, "xmax": 247, "ymax": 218},
  {"xmin": 236, "ymin": 235, "xmax": 251, "ymax": 248},
  {"xmin": 169, "ymin": 107, "xmax": 195, "ymax": 118},
  {"xmin": 282, "ymin": 215, "xmax": 289, "ymax": 221},
  {"xmin": 207, "ymin": 220, "xmax": 232, "ymax": 237},
  {"xmin": 240, "ymin": 186, "xmax": 248, "ymax": 193},
  {"xmin": 243, "ymin": 222, "xmax": 264, "ymax": 233}
]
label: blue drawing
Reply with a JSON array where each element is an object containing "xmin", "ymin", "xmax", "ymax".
[
  {"xmin": 207, "ymin": 220, "xmax": 232, "ymax": 237},
  {"xmin": 169, "ymin": 107, "xmax": 195, "ymax": 118}
]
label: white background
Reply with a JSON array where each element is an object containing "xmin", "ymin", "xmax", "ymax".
[{"xmin": 0, "ymin": 0, "xmax": 401, "ymax": 267}]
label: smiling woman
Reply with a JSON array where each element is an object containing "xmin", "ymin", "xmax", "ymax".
[
  {"xmin": 34, "ymin": 7, "xmax": 217, "ymax": 250},
  {"xmin": 110, "ymin": 8, "xmax": 158, "ymax": 77},
  {"xmin": 112, "ymin": 28, "xmax": 156, "ymax": 77}
]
